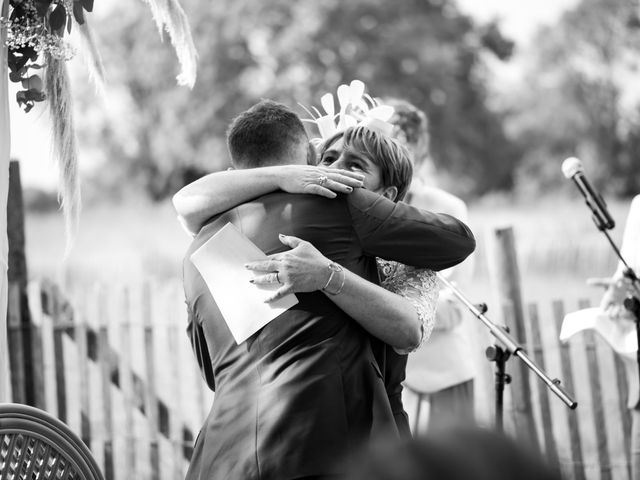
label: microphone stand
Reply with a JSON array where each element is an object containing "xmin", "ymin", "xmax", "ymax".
[{"xmin": 436, "ymin": 274, "xmax": 578, "ymax": 430}]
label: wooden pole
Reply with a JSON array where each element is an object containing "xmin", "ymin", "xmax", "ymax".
[
  {"xmin": 0, "ymin": 0, "xmax": 12, "ymax": 403},
  {"xmin": 8, "ymin": 160, "xmax": 36, "ymax": 405},
  {"xmin": 487, "ymin": 226, "xmax": 539, "ymax": 448}
]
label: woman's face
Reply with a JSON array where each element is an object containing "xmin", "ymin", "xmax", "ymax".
[{"xmin": 319, "ymin": 137, "xmax": 385, "ymax": 194}]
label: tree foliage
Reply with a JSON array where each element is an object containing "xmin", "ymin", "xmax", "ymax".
[
  {"xmin": 506, "ymin": 0, "xmax": 640, "ymax": 197},
  {"xmin": 76, "ymin": 0, "xmax": 517, "ymax": 199}
]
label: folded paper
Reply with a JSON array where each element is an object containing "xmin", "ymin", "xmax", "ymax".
[{"xmin": 190, "ymin": 222, "xmax": 298, "ymax": 344}]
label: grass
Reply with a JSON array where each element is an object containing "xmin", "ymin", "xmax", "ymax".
[{"xmin": 25, "ymin": 193, "xmax": 631, "ymax": 283}]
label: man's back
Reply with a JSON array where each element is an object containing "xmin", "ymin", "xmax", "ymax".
[{"xmin": 184, "ymin": 188, "xmax": 475, "ymax": 480}]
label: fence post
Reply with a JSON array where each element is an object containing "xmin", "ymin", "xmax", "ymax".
[
  {"xmin": 96, "ymin": 285, "xmax": 115, "ymax": 480},
  {"xmin": 143, "ymin": 281, "xmax": 161, "ymax": 480},
  {"xmin": 7, "ymin": 282, "xmax": 25, "ymax": 402},
  {"xmin": 487, "ymin": 226, "xmax": 539, "ymax": 449},
  {"xmin": 552, "ymin": 300, "xmax": 585, "ymax": 480},
  {"xmin": 7, "ymin": 160, "xmax": 39, "ymax": 406},
  {"xmin": 527, "ymin": 302, "xmax": 559, "ymax": 467}
]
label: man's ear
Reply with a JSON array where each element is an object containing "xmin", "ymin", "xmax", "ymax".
[{"xmin": 381, "ymin": 185, "xmax": 398, "ymax": 202}]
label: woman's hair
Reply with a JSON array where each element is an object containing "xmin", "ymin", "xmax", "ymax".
[
  {"xmin": 320, "ymin": 125, "xmax": 413, "ymax": 202},
  {"xmin": 383, "ymin": 97, "xmax": 430, "ymax": 166}
]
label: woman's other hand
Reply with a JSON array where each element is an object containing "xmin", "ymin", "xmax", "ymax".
[
  {"xmin": 276, "ymin": 165, "xmax": 364, "ymax": 198},
  {"xmin": 245, "ymin": 234, "xmax": 332, "ymax": 302}
]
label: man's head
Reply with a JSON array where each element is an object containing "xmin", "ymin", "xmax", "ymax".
[
  {"xmin": 226, "ymin": 99, "xmax": 312, "ymax": 169},
  {"xmin": 319, "ymin": 125, "xmax": 413, "ymax": 202}
]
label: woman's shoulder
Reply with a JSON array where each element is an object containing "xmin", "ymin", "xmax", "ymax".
[{"xmin": 376, "ymin": 259, "xmax": 436, "ymax": 289}]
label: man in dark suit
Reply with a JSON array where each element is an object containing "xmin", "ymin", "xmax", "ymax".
[{"xmin": 183, "ymin": 100, "xmax": 475, "ymax": 480}]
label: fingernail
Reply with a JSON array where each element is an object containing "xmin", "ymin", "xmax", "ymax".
[
  {"xmin": 346, "ymin": 186, "xmax": 353, "ymax": 192},
  {"xmin": 279, "ymin": 233, "xmax": 285, "ymax": 238}
]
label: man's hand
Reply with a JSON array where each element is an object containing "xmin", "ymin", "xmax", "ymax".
[
  {"xmin": 245, "ymin": 234, "xmax": 332, "ymax": 302},
  {"xmin": 276, "ymin": 166, "xmax": 364, "ymax": 198}
]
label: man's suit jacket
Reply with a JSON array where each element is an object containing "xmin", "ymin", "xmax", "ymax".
[{"xmin": 183, "ymin": 188, "xmax": 475, "ymax": 480}]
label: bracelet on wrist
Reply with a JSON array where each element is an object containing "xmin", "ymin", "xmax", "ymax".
[{"xmin": 322, "ymin": 262, "xmax": 345, "ymax": 295}]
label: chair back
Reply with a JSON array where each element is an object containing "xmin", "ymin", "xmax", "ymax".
[{"xmin": 0, "ymin": 403, "xmax": 104, "ymax": 480}]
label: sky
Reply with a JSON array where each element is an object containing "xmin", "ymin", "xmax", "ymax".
[
  {"xmin": 457, "ymin": 0, "xmax": 580, "ymax": 43},
  {"xmin": 11, "ymin": 0, "xmax": 581, "ymax": 190}
]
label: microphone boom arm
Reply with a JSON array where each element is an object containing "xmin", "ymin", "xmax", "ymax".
[{"xmin": 436, "ymin": 273, "xmax": 578, "ymax": 409}]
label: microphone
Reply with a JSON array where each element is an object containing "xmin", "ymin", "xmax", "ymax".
[{"xmin": 562, "ymin": 157, "xmax": 615, "ymax": 230}]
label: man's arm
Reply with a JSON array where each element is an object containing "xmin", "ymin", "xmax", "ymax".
[
  {"xmin": 348, "ymin": 189, "xmax": 475, "ymax": 270},
  {"xmin": 409, "ymin": 186, "xmax": 473, "ymax": 281}
]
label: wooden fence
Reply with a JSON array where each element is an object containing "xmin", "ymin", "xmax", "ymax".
[
  {"xmin": 6, "ymin": 280, "xmax": 635, "ymax": 480},
  {"xmin": 524, "ymin": 298, "xmax": 630, "ymax": 480},
  {"xmin": 7, "ymin": 278, "xmax": 213, "ymax": 480},
  {"xmin": 404, "ymin": 295, "xmax": 632, "ymax": 480}
]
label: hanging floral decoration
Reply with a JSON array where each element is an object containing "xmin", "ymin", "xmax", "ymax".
[
  {"xmin": 1, "ymin": 0, "xmax": 197, "ymax": 252},
  {"xmin": 2, "ymin": 0, "xmax": 87, "ymax": 113}
]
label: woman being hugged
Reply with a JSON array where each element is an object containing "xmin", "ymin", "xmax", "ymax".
[{"xmin": 174, "ymin": 91, "xmax": 470, "ymax": 436}]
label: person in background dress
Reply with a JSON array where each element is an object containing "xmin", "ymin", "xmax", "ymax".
[
  {"xmin": 385, "ymin": 98, "xmax": 478, "ymax": 430},
  {"xmin": 589, "ymin": 194, "xmax": 640, "ymax": 477}
]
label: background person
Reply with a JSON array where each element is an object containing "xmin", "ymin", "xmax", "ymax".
[
  {"xmin": 588, "ymin": 194, "xmax": 640, "ymax": 478},
  {"xmin": 384, "ymin": 98, "xmax": 478, "ymax": 430},
  {"xmin": 181, "ymin": 100, "xmax": 475, "ymax": 480}
]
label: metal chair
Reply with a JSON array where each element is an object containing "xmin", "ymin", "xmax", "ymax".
[{"xmin": 0, "ymin": 403, "xmax": 104, "ymax": 480}]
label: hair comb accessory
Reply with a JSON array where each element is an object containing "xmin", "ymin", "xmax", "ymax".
[{"xmin": 300, "ymin": 79, "xmax": 395, "ymax": 145}]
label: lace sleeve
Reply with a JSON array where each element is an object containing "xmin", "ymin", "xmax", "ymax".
[{"xmin": 377, "ymin": 260, "xmax": 439, "ymax": 354}]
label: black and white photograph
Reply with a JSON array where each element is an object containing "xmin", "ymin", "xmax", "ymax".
[{"xmin": 1, "ymin": 0, "xmax": 639, "ymax": 479}]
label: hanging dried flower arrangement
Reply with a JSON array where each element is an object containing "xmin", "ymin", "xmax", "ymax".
[{"xmin": 1, "ymin": 0, "xmax": 197, "ymax": 251}]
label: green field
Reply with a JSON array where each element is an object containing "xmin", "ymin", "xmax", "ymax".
[{"xmin": 24, "ymin": 193, "xmax": 631, "ymax": 304}]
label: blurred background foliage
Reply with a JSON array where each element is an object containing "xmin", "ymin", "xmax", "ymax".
[{"xmin": 68, "ymin": 0, "xmax": 640, "ymax": 203}]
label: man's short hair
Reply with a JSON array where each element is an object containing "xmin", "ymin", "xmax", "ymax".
[
  {"xmin": 226, "ymin": 99, "xmax": 309, "ymax": 168},
  {"xmin": 321, "ymin": 125, "xmax": 413, "ymax": 202}
]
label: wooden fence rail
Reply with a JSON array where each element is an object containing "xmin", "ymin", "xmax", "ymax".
[
  {"xmin": 6, "ymin": 280, "xmax": 636, "ymax": 479},
  {"xmin": 8, "ymin": 279, "xmax": 213, "ymax": 480},
  {"xmin": 518, "ymin": 298, "xmax": 631, "ymax": 480}
]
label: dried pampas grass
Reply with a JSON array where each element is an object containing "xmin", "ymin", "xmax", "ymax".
[
  {"xmin": 141, "ymin": 0, "xmax": 198, "ymax": 88},
  {"xmin": 78, "ymin": 19, "xmax": 106, "ymax": 95},
  {"xmin": 45, "ymin": 53, "xmax": 80, "ymax": 257}
]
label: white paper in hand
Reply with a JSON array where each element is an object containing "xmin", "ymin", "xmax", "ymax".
[{"xmin": 190, "ymin": 222, "xmax": 298, "ymax": 344}]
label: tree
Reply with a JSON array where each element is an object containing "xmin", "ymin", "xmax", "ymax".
[
  {"xmin": 1, "ymin": 0, "xmax": 196, "ymax": 401},
  {"xmin": 506, "ymin": 0, "xmax": 640, "ymax": 197},
  {"xmin": 76, "ymin": 0, "xmax": 518, "ymax": 199}
]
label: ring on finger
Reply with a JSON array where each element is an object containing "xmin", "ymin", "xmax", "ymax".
[{"xmin": 318, "ymin": 175, "xmax": 328, "ymax": 187}]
